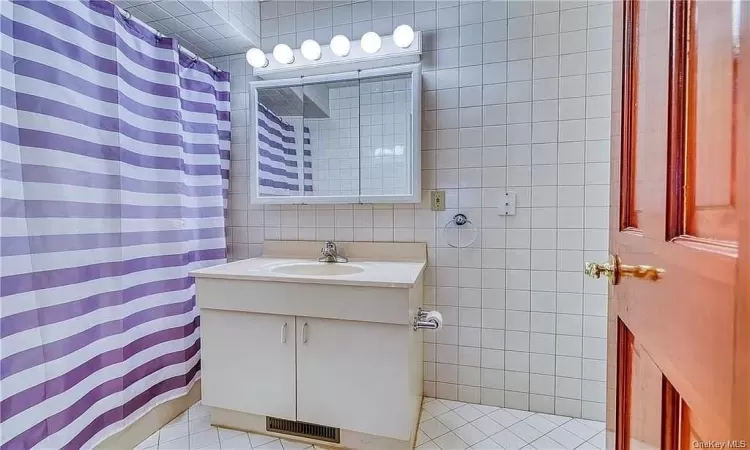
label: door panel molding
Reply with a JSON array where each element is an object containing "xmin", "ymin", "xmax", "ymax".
[
  {"xmin": 615, "ymin": 320, "xmax": 632, "ymax": 450},
  {"xmin": 661, "ymin": 378, "xmax": 681, "ymax": 450},
  {"xmin": 619, "ymin": 0, "xmax": 640, "ymax": 232},
  {"xmin": 666, "ymin": 0, "xmax": 689, "ymax": 241}
]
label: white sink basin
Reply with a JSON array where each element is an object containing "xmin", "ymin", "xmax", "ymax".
[{"xmin": 271, "ymin": 262, "xmax": 365, "ymax": 276}]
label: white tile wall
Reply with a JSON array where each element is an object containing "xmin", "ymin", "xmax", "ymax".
[
  {"xmin": 119, "ymin": 0, "xmax": 261, "ymax": 57},
  {"xmin": 212, "ymin": 0, "xmax": 612, "ymax": 421}
]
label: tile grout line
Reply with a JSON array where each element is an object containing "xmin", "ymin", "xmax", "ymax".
[{"xmin": 418, "ymin": 397, "xmax": 604, "ymax": 449}]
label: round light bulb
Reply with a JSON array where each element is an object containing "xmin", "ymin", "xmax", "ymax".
[
  {"xmin": 300, "ymin": 39, "xmax": 322, "ymax": 61},
  {"xmin": 393, "ymin": 24, "xmax": 415, "ymax": 49},
  {"xmin": 272, "ymin": 44, "xmax": 295, "ymax": 64},
  {"xmin": 360, "ymin": 32, "xmax": 382, "ymax": 54},
  {"xmin": 330, "ymin": 35, "xmax": 351, "ymax": 57},
  {"xmin": 245, "ymin": 48, "xmax": 268, "ymax": 68}
]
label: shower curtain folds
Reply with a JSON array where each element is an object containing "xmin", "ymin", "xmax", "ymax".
[{"xmin": 0, "ymin": 1, "xmax": 230, "ymax": 448}]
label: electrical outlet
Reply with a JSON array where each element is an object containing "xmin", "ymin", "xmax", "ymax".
[{"xmin": 431, "ymin": 190, "xmax": 446, "ymax": 211}]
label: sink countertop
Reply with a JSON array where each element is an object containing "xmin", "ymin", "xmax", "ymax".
[{"xmin": 190, "ymin": 257, "xmax": 427, "ymax": 288}]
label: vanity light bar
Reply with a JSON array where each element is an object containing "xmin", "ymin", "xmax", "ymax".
[{"xmin": 249, "ymin": 29, "xmax": 422, "ymax": 80}]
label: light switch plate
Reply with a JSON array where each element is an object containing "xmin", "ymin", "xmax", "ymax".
[
  {"xmin": 431, "ymin": 190, "xmax": 446, "ymax": 211},
  {"xmin": 499, "ymin": 191, "xmax": 516, "ymax": 216}
]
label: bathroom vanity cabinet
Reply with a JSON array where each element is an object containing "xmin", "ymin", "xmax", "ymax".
[
  {"xmin": 191, "ymin": 241, "xmax": 427, "ymax": 450},
  {"xmin": 201, "ymin": 311, "xmax": 415, "ymax": 439},
  {"xmin": 200, "ymin": 310, "xmax": 297, "ymax": 421}
]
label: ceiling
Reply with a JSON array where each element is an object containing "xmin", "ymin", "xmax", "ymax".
[{"xmin": 116, "ymin": 0, "xmax": 261, "ymax": 58}]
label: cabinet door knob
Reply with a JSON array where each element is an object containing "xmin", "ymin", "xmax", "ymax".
[
  {"xmin": 302, "ymin": 322, "xmax": 308, "ymax": 343},
  {"xmin": 281, "ymin": 322, "xmax": 287, "ymax": 343}
]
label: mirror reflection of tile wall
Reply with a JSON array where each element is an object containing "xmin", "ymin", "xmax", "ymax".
[
  {"xmin": 254, "ymin": 75, "xmax": 413, "ymax": 199},
  {"xmin": 305, "ymin": 80, "xmax": 360, "ymax": 196},
  {"xmin": 359, "ymin": 74, "xmax": 412, "ymax": 196}
]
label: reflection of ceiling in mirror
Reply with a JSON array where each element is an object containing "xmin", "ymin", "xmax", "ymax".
[
  {"xmin": 258, "ymin": 84, "xmax": 333, "ymax": 119},
  {"xmin": 257, "ymin": 87, "xmax": 304, "ymax": 116},
  {"xmin": 257, "ymin": 76, "xmax": 410, "ymax": 122}
]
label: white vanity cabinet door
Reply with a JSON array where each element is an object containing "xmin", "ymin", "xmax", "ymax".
[
  {"xmin": 295, "ymin": 317, "xmax": 411, "ymax": 440},
  {"xmin": 201, "ymin": 309, "xmax": 297, "ymax": 421}
]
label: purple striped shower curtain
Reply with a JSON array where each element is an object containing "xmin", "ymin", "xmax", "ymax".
[{"xmin": 0, "ymin": 1, "xmax": 230, "ymax": 448}]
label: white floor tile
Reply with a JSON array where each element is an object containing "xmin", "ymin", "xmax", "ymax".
[
  {"xmin": 420, "ymin": 417, "xmax": 451, "ymax": 439},
  {"xmin": 546, "ymin": 427, "xmax": 585, "ymax": 450},
  {"xmin": 255, "ymin": 439, "xmax": 284, "ymax": 449},
  {"xmin": 421, "ymin": 409, "xmax": 435, "ymax": 422},
  {"xmin": 219, "ymin": 433, "xmax": 251, "ymax": 449},
  {"xmin": 521, "ymin": 414, "xmax": 557, "ymax": 434},
  {"xmin": 489, "ymin": 429, "xmax": 528, "ymax": 450},
  {"xmin": 439, "ymin": 399, "xmax": 467, "ymax": 410},
  {"xmin": 248, "ymin": 432, "xmax": 278, "ymax": 448},
  {"xmin": 433, "ymin": 431, "xmax": 469, "ymax": 450},
  {"xmin": 488, "ymin": 409, "xmax": 524, "ymax": 428},
  {"xmin": 562, "ymin": 420, "xmax": 599, "ymax": 441},
  {"xmin": 470, "ymin": 416, "xmax": 505, "ymax": 436},
  {"xmin": 417, "ymin": 440, "xmax": 442, "ymax": 450},
  {"xmin": 189, "ymin": 416, "xmax": 214, "ymax": 435},
  {"xmin": 507, "ymin": 421, "xmax": 544, "ymax": 443},
  {"xmin": 453, "ymin": 423, "xmax": 487, "ymax": 446},
  {"xmin": 158, "ymin": 435, "xmax": 190, "ymax": 450},
  {"xmin": 577, "ymin": 419, "xmax": 605, "ymax": 432},
  {"xmin": 148, "ymin": 397, "xmax": 605, "ymax": 450},
  {"xmin": 471, "ymin": 437, "xmax": 505, "ymax": 450},
  {"xmin": 416, "ymin": 430, "xmax": 431, "ymax": 447},
  {"xmin": 190, "ymin": 427, "xmax": 220, "ymax": 449},
  {"xmin": 280, "ymin": 438, "xmax": 313, "ymax": 449},
  {"xmin": 167, "ymin": 411, "xmax": 188, "ymax": 426},
  {"xmin": 159, "ymin": 422, "xmax": 189, "ymax": 444},
  {"xmin": 530, "ymin": 435, "xmax": 566, "ymax": 449},
  {"xmin": 535, "ymin": 413, "xmax": 571, "ymax": 427},
  {"xmin": 424, "ymin": 400, "xmax": 452, "ymax": 417},
  {"xmin": 473, "ymin": 405, "xmax": 500, "ymax": 415},
  {"xmin": 189, "ymin": 403, "xmax": 211, "ymax": 421},
  {"xmin": 587, "ymin": 431, "xmax": 606, "ymax": 449},
  {"xmin": 505, "ymin": 408, "xmax": 534, "ymax": 420},
  {"xmin": 435, "ymin": 410, "xmax": 469, "ymax": 431},
  {"xmin": 217, "ymin": 428, "xmax": 244, "ymax": 442},
  {"xmin": 454, "ymin": 404, "xmax": 485, "ymax": 422}
]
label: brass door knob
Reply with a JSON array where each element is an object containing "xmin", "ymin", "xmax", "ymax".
[{"xmin": 584, "ymin": 254, "xmax": 664, "ymax": 285}]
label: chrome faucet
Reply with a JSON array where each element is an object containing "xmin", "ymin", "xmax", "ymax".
[{"xmin": 319, "ymin": 241, "xmax": 348, "ymax": 263}]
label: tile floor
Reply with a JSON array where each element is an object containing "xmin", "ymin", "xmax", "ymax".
[
  {"xmin": 136, "ymin": 398, "xmax": 605, "ymax": 450},
  {"xmin": 416, "ymin": 398, "xmax": 605, "ymax": 450}
]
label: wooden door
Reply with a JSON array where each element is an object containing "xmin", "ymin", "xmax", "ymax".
[
  {"xmin": 600, "ymin": 0, "xmax": 750, "ymax": 448},
  {"xmin": 295, "ymin": 317, "xmax": 412, "ymax": 440},
  {"xmin": 200, "ymin": 310, "xmax": 297, "ymax": 421}
]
